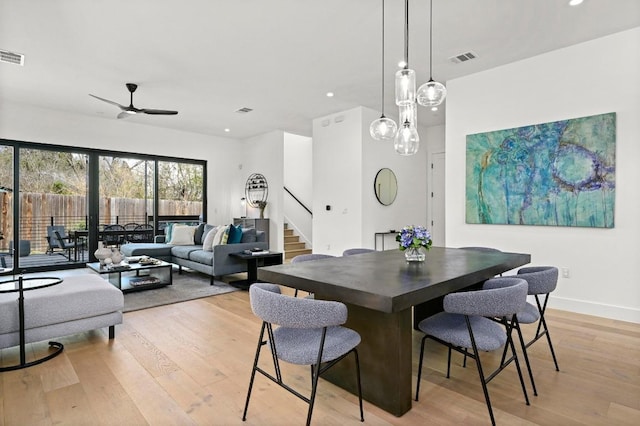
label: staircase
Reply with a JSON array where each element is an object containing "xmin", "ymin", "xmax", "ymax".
[{"xmin": 284, "ymin": 224, "xmax": 311, "ymax": 261}]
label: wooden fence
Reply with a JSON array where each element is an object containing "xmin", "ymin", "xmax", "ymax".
[{"xmin": 0, "ymin": 192, "xmax": 202, "ymax": 254}]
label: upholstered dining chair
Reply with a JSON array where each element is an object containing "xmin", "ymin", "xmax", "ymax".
[
  {"xmin": 243, "ymin": 283, "xmax": 364, "ymax": 425},
  {"xmin": 290, "ymin": 253, "xmax": 335, "ymax": 297},
  {"xmin": 415, "ymin": 277, "xmax": 530, "ymax": 426},
  {"xmin": 512, "ymin": 266, "xmax": 560, "ymax": 372},
  {"xmin": 342, "ymin": 248, "xmax": 375, "ymax": 256}
]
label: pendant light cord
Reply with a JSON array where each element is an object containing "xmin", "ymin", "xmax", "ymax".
[
  {"xmin": 404, "ymin": 0, "xmax": 409, "ymax": 68},
  {"xmin": 381, "ymin": 0, "xmax": 386, "ymax": 115},
  {"xmin": 429, "ymin": 0, "xmax": 433, "ymax": 79}
]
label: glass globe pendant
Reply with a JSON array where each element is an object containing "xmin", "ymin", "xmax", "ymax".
[
  {"xmin": 399, "ymin": 102, "xmax": 417, "ymax": 127},
  {"xmin": 370, "ymin": 115, "xmax": 398, "ymax": 140},
  {"xmin": 394, "ymin": 119, "xmax": 419, "ymax": 156},
  {"xmin": 395, "ymin": 68, "xmax": 416, "ymax": 106},
  {"xmin": 417, "ymin": 79, "xmax": 447, "ymax": 107}
]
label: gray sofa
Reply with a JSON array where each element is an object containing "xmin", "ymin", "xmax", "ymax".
[{"xmin": 121, "ymin": 224, "xmax": 268, "ymax": 284}]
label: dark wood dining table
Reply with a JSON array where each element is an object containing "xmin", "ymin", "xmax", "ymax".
[{"xmin": 257, "ymin": 247, "xmax": 531, "ymax": 416}]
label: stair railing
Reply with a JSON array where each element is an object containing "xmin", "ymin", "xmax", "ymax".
[{"xmin": 284, "ymin": 186, "xmax": 312, "ymax": 216}]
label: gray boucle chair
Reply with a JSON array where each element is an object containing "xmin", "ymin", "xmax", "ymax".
[
  {"xmin": 290, "ymin": 253, "xmax": 335, "ymax": 297},
  {"xmin": 415, "ymin": 277, "xmax": 530, "ymax": 426},
  {"xmin": 513, "ymin": 266, "xmax": 560, "ymax": 372},
  {"xmin": 243, "ymin": 283, "xmax": 364, "ymax": 425},
  {"xmin": 342, "ymin": 248, "xmax": 375, "ymax": 256}
]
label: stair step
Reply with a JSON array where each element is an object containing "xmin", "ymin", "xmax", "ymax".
[
  {"xmin": 284, "ymin": 235, "xmax": 299, "ymax": 243},
  {"xmin": 285, "ymin": 242, "xmax": 306, "ymax": 250},
  {"xmin": 284, "ymin": 228, "xmax": 294, "ymax": 236},
  {"xmin": 285, "ymin": 248, "xmax": 312, "ymax": 260}
]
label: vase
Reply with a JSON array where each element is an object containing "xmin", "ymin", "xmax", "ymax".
[
  {"xmin": 94, "ymin": 244, "xmax": 111, "ymax": 265},
  {"xmin": 404, "ymin": 246, "xmax": 426, "ymax": 262},
  {"xmin": 110, "ymin": 247, "xmax": 123, "ymax": 264}
]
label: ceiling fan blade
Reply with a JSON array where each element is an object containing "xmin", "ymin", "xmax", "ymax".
[
  {"xmin": 89, "ymin": 94, "xmax": 126, "ymax": 110},
  {"xmin": 140, "ymin": 108, "xmax": 178, "ymax": 115}
]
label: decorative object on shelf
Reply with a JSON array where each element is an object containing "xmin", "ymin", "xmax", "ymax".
[
  {"xmin": 245, "ymin": 173, "xmax": 269, "ymax": 216},
  {"xmin": 110, "ymin": 247, "xmax": 123, "ymax": 264},
  {"xmin": 370, "ymin": 0, "xmax": 397, "ymax": 141},
  {"xmin": 95, "ymin": 244, "xmax": 111, "ymax": 265},
  {"xmin": 255, "ymin": 200, "xmax": 268, "ymax": 219},
  {"xmin": 396, "ymin": 225, "xmax": 432, "ymax": 262}
]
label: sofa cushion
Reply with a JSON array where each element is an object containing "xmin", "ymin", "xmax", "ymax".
[
  {"xmin": 170, "ymin": 245, "xmax": 201, "ymax": 260},
  {"xmin": 241, "ymin": 228, "xmax": 257, "ymax": 243},
  {"xmin": 212, "ymin": 225, "xmax": 229, "ymax": 246},
  {"xmin": 194, "ymin": 223, "xmax": 206, "ymax": 244},
  {"xmin": 202, "ymin": 224, "xmax": 216, "ymax": 244},
  {"xmin": 121, "ymin": 243, "xmax": 173, "ymax": 258},
  {"xmin": 189, "ymin": 249, "xmax": 214, "ymax": 265},
  {"xmin": 227, "ymin": 223, "xmax": 243, "ymax": 244},
  {"xmin": 202, "ymin": 225, "xmax": 219, "ymax": 251},
  {"xmin": 168, "ymin": 225, "xmax": 197, "ymax": 245}
]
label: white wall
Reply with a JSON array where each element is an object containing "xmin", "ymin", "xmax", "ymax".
[
  {"xmin": 283, "ymin": 132, "xmax": 312, "ymax": 244},
  {"xmin": 240, "ymin": 130, "xmax": 285, "ymax": 252},
  {"xmin": 312, "ymin": 106, "xmax": 429, "ymax": 255},
  {"xmin": 0, "ymin": 101, "xmax": 242, "ymax": 225},
  {"xmin": 445, "ymin": 28, "xmax": 640, "ymax": 323}
]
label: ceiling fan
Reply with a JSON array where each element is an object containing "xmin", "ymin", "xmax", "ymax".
[{"xmin": 89, "ymin": 83, "xmax": 178, "ymax": 119}]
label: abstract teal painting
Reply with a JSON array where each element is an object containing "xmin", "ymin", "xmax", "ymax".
[{"xmin": 466, "ymin": 112, "xmax": 615, "ymax": 228}]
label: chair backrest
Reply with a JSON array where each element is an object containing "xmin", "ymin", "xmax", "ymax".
[
  {"xmin": 53, "ymin": 230, "xmax": 67, "ymax": 249},
  {"xmin": 123, "ymin": 222, "xmax": 139, "ymax": 231},
  {"xmin": 103, "ymin": 224, "xmax": 126, "ymax": 244},
  {"xmin": 291, "ymin": 253, "xmax": 335, "ymax": 263},
  {"xmin": 250, "ymin": 283, "xmax": 347, "ymax": 329},
  {"xmin": 444, "ymin": 277, "xmax": 528, "ymax": 318},
  {"xmin": 342, "ymin": 248, "xmax": 375, "ymax": 256},
  {"xmin": 47, "ymin": 225, "xmax": 65, "ymax": 247},
  {"xmin": 517, "ymin": 266, "xmax": 558, "ymax": 295}
]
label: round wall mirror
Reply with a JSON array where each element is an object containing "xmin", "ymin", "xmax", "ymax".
[{"xmin": 374, "ymin": 168, "xmax": 398, "ymax": 206}]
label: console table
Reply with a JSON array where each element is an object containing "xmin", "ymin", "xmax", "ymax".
[
  {"xmin": 374, "ymin": 230, "xmax": 397, "ymax": 250},
  {"xmin": 0, "ymin": 276, "xmax": 64, "ymax": 371}
]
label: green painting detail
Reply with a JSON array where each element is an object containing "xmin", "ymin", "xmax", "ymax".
[{"xmin": 466, "ymin": 113, "xmax": 615, "ymax": 228}]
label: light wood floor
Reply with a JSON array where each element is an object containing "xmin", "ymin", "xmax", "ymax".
[{"xmin": 1, "ymin": 284, "xmax": 638, "ymax": 425}]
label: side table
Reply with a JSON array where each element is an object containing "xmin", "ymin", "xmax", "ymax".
[
  {"xmin": 0, "ymin": 276, "xmax": 64, "ymax": 371},
  {"xmin": 229, "ymin": 251, "xmax": 283, "ymax": 290}
]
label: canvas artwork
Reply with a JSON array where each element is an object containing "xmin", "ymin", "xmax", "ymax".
[{"xmin": 466, "ymin": 112, "xmax": 616, "ymax": 228}]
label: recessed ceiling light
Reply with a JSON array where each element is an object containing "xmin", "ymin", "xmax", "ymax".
[
  {"xmin": 431, "ymin": 107, "xmax": 438, "ymax": 112},
  {"xmin": 398, "ymin": 60, "xmax": 407, "ymax": 68},
  {"xmin": 224, "ymin": 128, "xmax": 230, "ymax": 132},
  {"xmin": 326, "ymin": 92, "xmax": 334, "ymax": 97},
  {"xmin": 569, "ymin": 0, "xmax": 583, "ymax": 6}
]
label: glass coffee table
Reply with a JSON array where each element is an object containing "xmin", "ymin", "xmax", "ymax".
[{"xmin": 87, "ymin": 258, "xmax": 172, "ymax": 293}]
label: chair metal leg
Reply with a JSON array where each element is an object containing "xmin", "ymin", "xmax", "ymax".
[
  {"xmin": 446, "ymin": 346, "xmax": 452, "ymax": 378},
  {"xmin": 306, "ymin": 329, "xmax": 328, "ymax": 426},
  {"xmin": 242, "ymin": 322, "xmax": 267, "ymax": 421},
  {"xmin": 415, "ymin": 334, "xmax": 428, "ymax": 401},
  {"xmin": 503, "ymin": 316, "xmax": 530, "ymax": 406},
  {"xmin": 513, "ymin": 316, "xmax": 537, "ymax": 396},
  {"xmin": 535, "ymin": 294, "xmax": 560, "ymax": 371},
  {"xmin": 465, "ymin": 316, "xmax": 496, "ymax": 426},
  {"xmin": 353, "ymin": 349, "xmax": 364, "ymax": 422}
]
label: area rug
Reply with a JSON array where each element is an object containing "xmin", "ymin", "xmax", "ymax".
[{"xmin": 123, "ymin": 270, "xmax": 240, "ymax": 312}]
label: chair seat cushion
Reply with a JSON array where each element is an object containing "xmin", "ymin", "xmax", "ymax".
[
  {"xmin": 516, "ymin": 302, "xmax": 540, "ymax": 324},
  {"xmin": 272, "ymin": 326, "xmax": 361, "ymax": 365},
  {"xmin": 418, "ymin": 312, "xmax": 506, "ymax": 352}
]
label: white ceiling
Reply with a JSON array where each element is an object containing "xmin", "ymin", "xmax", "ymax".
[{"xmin": 1, "ymin": 0, "xmax": 639, "ymax": 139}]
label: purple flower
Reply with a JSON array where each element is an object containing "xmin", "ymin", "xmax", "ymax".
[{"xmin": 396, "ymin": 225, "xmax": 432, "ymax": 251}]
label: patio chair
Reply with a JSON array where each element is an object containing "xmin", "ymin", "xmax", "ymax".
[
  {"xmin": 103, "ymin": 224, "xmax": 126, "ymax": 247},
  {"xmin": 131, "ymin": 223, "xmax": 154, "ymax": 243},
  {"xmin": 243, "ymin": 283, "xmax": 364, "ymax": 425},
  {"xmin": 53, "ymin": 230, "xmax": 85, "ymax": 261},
  {"xmin": 46, "ymin": 225, "xmax": 66, "ymax": 255}
]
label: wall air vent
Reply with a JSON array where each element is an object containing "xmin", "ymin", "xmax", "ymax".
[
  {"xmin": 235, "ymin": 107, "xmax": 253, "ymax": 113},
  {"xmin": 449, "ymin": 51, "xmax": 477, "ymax": 64},
  {"xmin": 0, "ymin": 49, "xmax": 25, "ymax": 66}
]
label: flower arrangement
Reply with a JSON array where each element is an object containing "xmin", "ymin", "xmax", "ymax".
[{"xmin": 396, "ymin": 225, "xmax": 432, "ymax": 252}]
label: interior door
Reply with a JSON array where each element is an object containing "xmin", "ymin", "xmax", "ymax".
[{"xmin": 429, "ymin": 152, "xmax": 445, "ymax": 246}]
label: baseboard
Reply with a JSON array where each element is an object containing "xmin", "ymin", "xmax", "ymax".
[{"xmin": 550, "ymin": 295, "xmax": 640, "ymax": 324}]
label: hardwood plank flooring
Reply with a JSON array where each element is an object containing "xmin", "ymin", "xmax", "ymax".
[{"xmin": 1, "ymin": 285, "xmax": 638, "ymax": 425}]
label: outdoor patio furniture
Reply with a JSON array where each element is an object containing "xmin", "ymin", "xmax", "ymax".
[{"xmin": 53, "ymin": 230, "xmax": 85, "ymax": 261}]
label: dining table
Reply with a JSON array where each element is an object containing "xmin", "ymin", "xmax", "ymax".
[{"xmin": 257, "ymin": 247, "xmax": 531, "ymax": 416}]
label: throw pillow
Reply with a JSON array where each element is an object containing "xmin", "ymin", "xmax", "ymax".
[
  {"xmin": 194, "ymin": 223, "xmax": 206, "ymax": 245},
  {"xmin": 167, "ymin": 225, "xmax": 197, "ymax": 245},
  {"xmin": 220, "ymin": 226, "xmax": 230, "ymax": 245},
  {"xmin": 240, "ymin": 228, "xmax": 257, "ymax": 243},
  {"xmin": 201, "ymin": 223, "xmax": 215, "ymax": 244},
  {"xmin": 227, "ymin": 223, "xmax": 243, "ymax": 244},
  {"xmin": 165, "ymin": 223, "xmax": 175, "ymax": 242},
  {"xmin": 211, "ymin": 225, "xmax": 229, "ymax": 247},
  {"xmin": 202, "ymin": 225, "xmax": 219, "ymax": 251}
]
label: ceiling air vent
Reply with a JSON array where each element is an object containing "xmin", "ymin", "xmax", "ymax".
[
  {"xmin": 0, "ymin": 49, "xmax": 25, "ymax": 66},
  {"xmin": 449, "ymin": 51, "xmax": 477, "ymax": 64},
  {"xmin": 235, "ymin": 107, "xmax": 253, "ymax": 113}
]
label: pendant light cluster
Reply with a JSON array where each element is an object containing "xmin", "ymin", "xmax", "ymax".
[{"xmin": 369, "ymin": 0, "xmax": 447, "ymax": 156}]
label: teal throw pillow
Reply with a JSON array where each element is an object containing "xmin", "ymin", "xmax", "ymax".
[
  {"xmin": 227, "ymin": 223, "xmax": 243, "ymax": 244},
  {"xmin": 165, "ymin": 223, "xmax": 175, "ymax": 242}
]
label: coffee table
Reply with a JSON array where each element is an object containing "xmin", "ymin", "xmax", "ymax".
[
  {"xmin": 229, "ymin": 251, "xmax": 283, "ymax": 290},
  {"xmin": 87, "ymin": 259, "xmax": 172, "ymax": 293}
]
